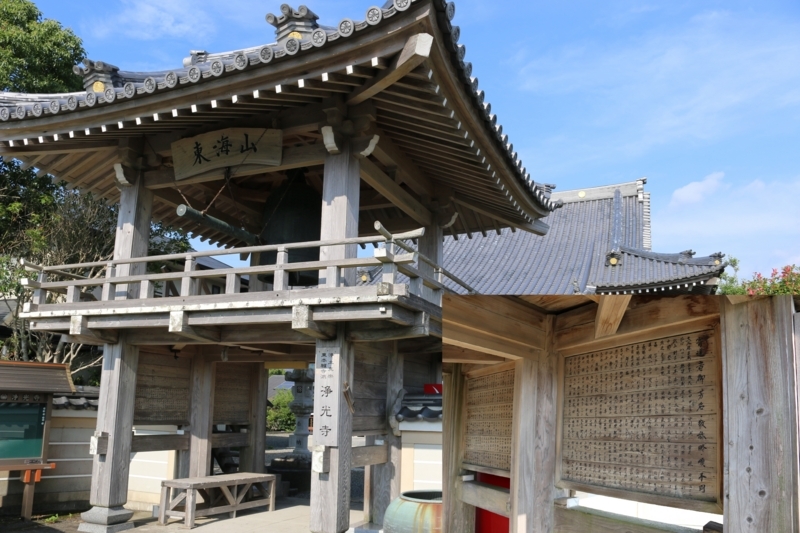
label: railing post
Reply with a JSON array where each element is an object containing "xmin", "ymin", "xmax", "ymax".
[
  {"xmin": 31, "ymin": 271, "xmax": 47, "ymax": 308},
  {"xmin": 139, "ymin": 280, "xmax": 154, "ymax": 300},
  {"xmin": 274, "ymin": 247, "xmax": 289, "ymax": 291},
  {"xmin": 434, "ymin": 267, "xmax": 444, "ymax": 306},
  {"xmin": 101, "ymin": 264, "xmax": 116, "ymax": 301},
  {"xmin": 225, "ymin": 273, "xmax": 241, "ymax": 295},
  {"xmin": 181, "ymin": 256, "xmax": 197, "ymax": 297},
  {"xmin": 378, "ymin": 242, "xmax": 397, "ymax": 284},
  {"xmin": 66, "ymin": 285, "xmax": 81, "ymax": 303}
]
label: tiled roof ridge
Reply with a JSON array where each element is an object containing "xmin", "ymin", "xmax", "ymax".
[
  {"xmin": 0, "ymin": 0, "xmax": 559, "ymax": 215},
  {"xmin": 618, "ymin": 246, "xmax": 727, "ymax": 266}
]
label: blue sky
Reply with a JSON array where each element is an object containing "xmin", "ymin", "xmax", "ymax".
[{"xmin": 35, "ymin": 0, "xmax": 800, "ymax": 279}]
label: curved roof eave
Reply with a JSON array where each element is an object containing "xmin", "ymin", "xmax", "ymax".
[{"xmin": 0, "ymin": 0, "xmax": 559, "ymax": 223}]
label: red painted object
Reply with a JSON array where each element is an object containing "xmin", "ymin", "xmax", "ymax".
[
  {"xmin": 475, "ymin": 472, "xmax": 510, "ymax": 533},
  {"xmin": 424, "ymin": 383, "xmax": 442, "ymax": 394}
]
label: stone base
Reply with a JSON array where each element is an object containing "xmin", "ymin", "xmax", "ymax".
[
  {"xmin": 77, "ymin": 521, "xmax": 134, "ymax": 533},
  {"xmin": 79, "ymin": 506, "xmax": 134, "ymax": 533}
]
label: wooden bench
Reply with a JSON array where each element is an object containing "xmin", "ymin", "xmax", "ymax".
[{"xmin": 158, "ymin": 472, "xmax": 276, "ymax": 528}]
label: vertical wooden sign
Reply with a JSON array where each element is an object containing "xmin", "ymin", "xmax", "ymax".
[{"xmin": 314, "ymin": 347, "xmax": 341, "ymax": 447}]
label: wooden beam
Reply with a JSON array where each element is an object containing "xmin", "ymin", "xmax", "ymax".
[
  {"xmin": 85, "ymin": 335, "xmax": 139, "ymax": 527},
  {"xmin": 451, "ymin": 194, "xmax": 550, "ymax": 236},
  {"xmin": 352, "ymin": 443, "xmax": 389, "ymax": 468},
  {"xmin": 456, "ymin": 479, "xmax": 510, "ymax": 518},
  {"xmin": 169, "ymin": 310, "xmax": 221, "ymax": 343},
  {"xmin": 721, "ymin": 297, "xmax": 799, "ymax": 532},
  {"xmin": 0, "ymin": 141, "xmax": 118, "ymax": 156},
  {"xmin": 143, "ymin": 143, "xmax": 328, "ymax": 189},
  {"xmin": 594, "ymin": 295, "xmax": 631, "ymax": 339},
  {"xmin": 555, "ymin": 295, "xmax": 720, "ymax": 356},
  {"xmin": 371, "ymin": 129, "xmax": 434, "ymax": 197},
  {"xmin": 443, "ymin": 345, "xmax": 507, "ymax": 365},
  {"xmin": 188, "ymin": 356, "xmax": 215, "ymax": 478},
  {"xmin": 347, "ymin": 33, "xmax": 434, "ymax": 106},
  {"xmin": 444, "ymin": 365, "xmax": 476, "ymax": 533},
  {"xmin": 69, "ymin": 315, "xmax": 118, "ymax": 345},
  {"xmin": 442, "ymin": 295, "xmax": 546, "ymax": 359},
  {"xmin": 359, "ymin": 157, "xmax": 432, "ymax": 226},
  {"xmin": 292, "ymin": 305, "xmax": 336, "ymax": 340},
  {"xmin": 554, "ymin": 506, "xmax": 702, "ymax": 533}
]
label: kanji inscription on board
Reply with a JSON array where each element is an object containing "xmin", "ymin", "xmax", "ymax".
[
  {"xmin": 314, "ymin": 348, "xmax": 340, "ymax": 447},
  {"xmin": 558, "ymin": 331, "xmax": 720, "ymax": 508}
]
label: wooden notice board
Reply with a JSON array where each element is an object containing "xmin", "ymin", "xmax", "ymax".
[
  {"xmin": 462, "ymin": 364, "xmax": 515, "ymax": 474},
  {"xmin": 556, "ymin": 330, "xmax": 723, "ymax": 512}
]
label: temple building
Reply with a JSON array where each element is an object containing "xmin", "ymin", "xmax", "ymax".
[{"xmin": 0, "ymin": 1, "xmax": 557, "ymax": 532}]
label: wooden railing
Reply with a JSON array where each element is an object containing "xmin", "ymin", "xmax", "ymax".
[{"xmin": 19, "ymin": 222, "xmax": 475, "ymax": 312}]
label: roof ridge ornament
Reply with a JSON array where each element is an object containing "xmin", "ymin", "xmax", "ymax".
[
  {"xmin": 73, "ymin": 59, "xmax": 122, "ymax": 92},
  {"xmin": 266, "ymin": 4, "xmax": 320, "ymax": 45}
]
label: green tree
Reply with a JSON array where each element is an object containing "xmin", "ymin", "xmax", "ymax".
[
  {"xmin": 0, "ymin": 0, "xmax": 85, "ymax": 93},
  {"xmin": 267, "ymin": 389, "xmax": 296, "ymax": 432}
]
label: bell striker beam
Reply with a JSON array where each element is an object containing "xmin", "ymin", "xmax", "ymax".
[{"xmin": 311, "ymin": 324, "xmax": 356, "ymax": 533}]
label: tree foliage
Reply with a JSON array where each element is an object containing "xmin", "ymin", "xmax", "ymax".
[
  {"xmin": 267, "ymin": 389, "xmax": 296, "ymax": 432},
  {"xmin": 0, "ymin": 0, "xmax": 85, "ymax": 93}
]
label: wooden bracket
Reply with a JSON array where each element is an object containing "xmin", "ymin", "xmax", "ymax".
[
  {"xmin": 594, "ymin": 295, "xmax": 632, "ymax": 339},
  {"xmin": 169, "ymin": 310, "xmax": 221, "ymax": 343},
  {"xmin": 352, "ymin": 133, "xmax": 380, "ymax": 157},
  {"xmin": 113, "ymin": 163, "xmax": 135, "ymax": 187},
  {"xmin": 320, "ymin": 125, "xmax": 343, "ymax": 155},
  {"xmin": 348, "ymin": 312, "xmax": 431, "ymax": 342},
  {"xmin": 347, "ymin": 33, "xmax": 434, "ymax": 105},
  {"xmin": 292, "ymin": 305, "xmax": 336, "ymax": 340},
  {"xmin": 69, "ymin": 316, "xmax": 119, "ymax": 345}
]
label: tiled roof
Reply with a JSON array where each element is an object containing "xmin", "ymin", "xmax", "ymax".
[
  {"xmin": 0, "ymin": 1, "xmax": 559, "ymax": 220},
  {"xmin": 359, "ymin": 180, "xmax": 726, "ymax": 294}
]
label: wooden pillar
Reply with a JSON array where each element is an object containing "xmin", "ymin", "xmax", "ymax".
[
  {"xmin": 443, "ymin": 364, "xmax": 475, "ymax": 533},
  {"xmin": 239, "ymin": 363, "xmax": 268, "ymax": 473},
  {"xmin": 419, "ymin": 223, "xmax": 444, "ymax": 304},
  {"xmin": 113, "ymin": 173, "xmax": 153, "ymax": 300},
  {"xmin": 319, "ymin": 142, "xmax": 360, "ymax": 287},
  {"xmin": 367, "ymin": 342, "xmax": 403, "ymax": 524},
  {"xmin": 188, "ymin": 357, "xmax": 215, "ymax": 478},
  {"xmin": 310, "ymin": 325, "xmax": 355, "ymax": 533},
  {"xmin": 80, "ymin": 336, "xmax": 139, "ymax": 533},
  {"xmin": 721, "ymin": 296, "xmax": 799, "ymax": 532}
]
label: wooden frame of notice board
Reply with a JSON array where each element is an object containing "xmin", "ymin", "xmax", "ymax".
[
  {"xmin": 554, "ymin": 325, "xmax": 724, "ymax": 514},
  {"xmin": 0, "ymin": 391, "xmax": 54, "ymax": 469}
]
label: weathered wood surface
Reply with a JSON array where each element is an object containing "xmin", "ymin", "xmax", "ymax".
[
  {"xmin": 171, "ymin": 128, "xmax": 281, "ymax": 181},
  {"xmin": 239, "ymin": 363, "xmax": 267, "ymax": 473},
  {"xmin": 464, "ymin": 365, "xmax": 514, "ymax": 471},
  {"xmin": 310, "ymin": 326, "xmax": 355, "ymax": 533},
  {"xmin": 443, "ymin": 365, "xmax": 476, "ymax": 533},
  {"xmin": 367, "ymin": 342, "xmax": 401, "ymax": 525},
  {"xmin": 559, "ymin": 330, "xmax": 721, "ymax": 511},
  {"xmin": 594, "ymin": 295, "xmax": 632, "ymax": 339},
  {"xmin": 319, "ymin": 143, "xmax": 360, "ymax": 288},
  {"xmin": 188, "ymin": 357, "xmax": 215, "ymax": 478},
  {"xmin": 510, "ymin": 357, "xmax": 537, "ymax": 532},
  {"xmin": 554, "ymin": 506, "xmax": 702, "ymax": 533},
  {"xmin": 213, "ymin": 363, "xmax": 252, "ymax": 425},
  {"xmin": 456, "ymin": 479, "xmax": 509, "ymax": 518},
  {"xmin": 555, "ymin": 296, "xmax": 720, "ymax": 356},
  {"xmin": 721, "ymin": 297, "xmax": 799, "ymax": 532},
  {"xmin": 159, "ymin": 472, "xmax": 276, "ymax": 528},
  {"xmin": 89, "ymin": 336, "xmax": 139, "ymax": 508},
  {"xmin": 113, "ymin": 173, "xmax": 152, "ymax": 300},
  {"xmin": 134, "ymin": 351, "xmax": 191, "ymax": 425}
]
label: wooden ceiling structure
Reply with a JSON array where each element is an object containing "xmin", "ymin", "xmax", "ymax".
[{"xmin": 0, "ymin": 0, "xmax": 560, "ymax": 249}]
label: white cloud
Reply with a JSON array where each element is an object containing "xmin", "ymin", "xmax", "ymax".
[
  {"xmin": 513, "ymin": 9, "xmax": 800, "ymax": 174},
  {"xmin": 91, "ymin": 0, "xmax": 218, "ymax": 41},
  {"xmin": 669, "ymin": 172, "xmax": 726, "ymax": 206},
  {"xmin": 652, "ymin": 175, "xmax": 800, "ymax": 278}
]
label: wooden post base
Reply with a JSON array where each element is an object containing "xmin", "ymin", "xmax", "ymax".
[{"xmin": 78, "ymin": 506, "xmax": 134, "ymax": 533}]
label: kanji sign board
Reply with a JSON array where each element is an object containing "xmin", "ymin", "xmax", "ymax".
[{"xmin": 171, "ymin": 128, "xmax": 282, "ymax": 181}]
